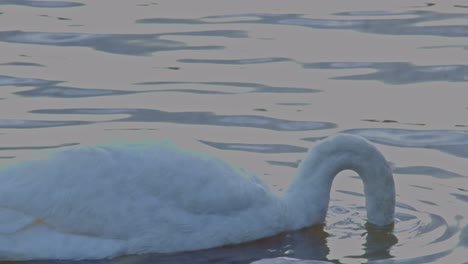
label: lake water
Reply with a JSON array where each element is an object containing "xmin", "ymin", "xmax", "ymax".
[{"xmin": 1, "ymin": 0, "xmax": 468, "ymax": 263}]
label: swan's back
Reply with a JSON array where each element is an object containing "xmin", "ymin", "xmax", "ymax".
[
  {"xmin": 0, "ymin": 142, "xmax": 272, "ymax": 213},
  {"xmin": 0, "ymin": 142, "xmax": 276, "ymax": 257}
]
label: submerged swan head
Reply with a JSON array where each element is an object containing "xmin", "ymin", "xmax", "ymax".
[
  {"xmin": 285, "ymin": 134, "xmax": 395, "ymax": 227},
  {"xmin": 0, "ymin": 133, "xmax": 395, "ymax": 260}
]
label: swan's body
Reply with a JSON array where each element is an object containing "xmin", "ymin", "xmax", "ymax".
[{"xmin": 0, "ymin": 134, "xmax": 395, "ymax": 260}]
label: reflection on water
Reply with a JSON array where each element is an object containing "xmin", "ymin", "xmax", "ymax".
[
  {"xmin": 0, "ymin": 0, "xmax": 83, "ymax": 8},
  {"xmin": 343, "ymin": 128, "xmax": 468, "ymax": 158},
  {"xmin": 136, "ymin": 81, "xmax": 320, "ymax": 94},
  {"xmin": 0, "ymin": 118, "xmax": 90, "ymax": 128},
  {"xmin": 30, "ymin": 108, "xmax": 336, "ymax": 131},
  {"xmin": 138, "ymin": 10, "xmax": 468, "ymax": 37},
  {"xmin": 0, "ymin": 75, "xmax": 151, "ymax": 98},
  {"xmin": 1, "ymin": 0, "xmax": 468, "ymax": 263},
  {"xmin": 393, "ymin": 166, "xmax": 465, "ymax": 179},
  {"xmin": 0, "ymin": 30, "xmax": 246, "ymax": 55},
  {"xmin": 0, "ymin": 62, "xmax": 44, "ymax": 67},
  {"xmin": 200, "ymin": 140, "xmax": 308, "ymax": 153},
  {"xmin": 177, "ymin": 57, "xmax": 291, "ymax": 65},
  {"xmin": 303, "ymin": 62, "xmax": 468, "ymax": 84},
  {"xmin": 20, "ymin": 224, "xmax": 398, "ymax": 264},
  {"xmin": 0, "ymin": 142, "xmax": 78, "ymax": 151}
]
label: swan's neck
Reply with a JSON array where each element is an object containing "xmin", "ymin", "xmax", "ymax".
[{"xmin": 284, "ymin": 134, "xmax": 395, "ymax": 229}]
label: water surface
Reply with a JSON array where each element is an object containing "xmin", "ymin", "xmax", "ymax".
[{"xmin": 1, "ymin": 0, "xmax": 468, "ymax": 263}]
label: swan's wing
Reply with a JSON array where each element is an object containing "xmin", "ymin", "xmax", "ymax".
[
  {"xmin": 0, "ymin": 207, "xmax": 127, "ymax": 260},
  {"xmin": 136, "ymin": 143, "xmax": 275, "ymax": 215}
]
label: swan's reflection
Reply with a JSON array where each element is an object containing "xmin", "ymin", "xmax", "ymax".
[
  {"xmin": 117, "ymin": 225, "xmax": 330, "ymax": 264},
  {"xmin": 357, "ymin": 223, "xmax": 397, "ymax": 260},
  {"xmin": 18, "ymin": 221, "xmax": 398, "ymax": 263},
  {"xmin": 111, "ymin": 223, "xmax": 397, "ymax": 264}
]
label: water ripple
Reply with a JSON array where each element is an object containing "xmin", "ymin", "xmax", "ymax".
[
  {"xmin": 138, "ymin": 10, "xmax": 468, "ymax": 38},
  {"xmin": 422, "ymin": 45, "xmax": 468, "ymax": 52},
  {"xmin": 0, "ymin": 75, "xmax": 54, "ymax": 86},
  {"xmin": 30, "ymin": 108, "xmax": 336, "ymax": 131},
  {"xmin": 459, "ymin": 225, "xmax": 468, "ymax": 247},
  {"xmin": 0, "ymin": 75, "xmax": 146, "ymax": 98},
  {"xmin": 342, "ymin": 128, "xmax": 468, "ymax": 158},
  {"xmin": 385, "ymin": 210, "xmax": 456, "ymax": 263},
  {"xmin": 136, "ymin": 81, "xmax": 320, "ymax": 94},
  {"xmin": 0, "ymin": 142, "xmax": 78, "ymax": 151},
  {"xmin": 0, "ymin": 30, "xmax": 247, "ymax": 56},
  {"xmin": 0, "ymin": 62, "xmax": 45, "ymax": 67},
  {"xmin": 200, "ymin": 141, "xmax": 307, "ymax": 153},
  {"xmin": 303, "ymin": 62, "xmax": 468, "ymax": 84},
  {"xmin": 266, "ymin": 160, "xmax": 300, "ymax": 168},
  {"xmin": 451, "ymin": 193, "xmax": 468, "ymax": 203},
  {"xmin": 0, "ymin": 119, "xmax": 90, "ymax": 129},
  {"xmin": 178, "ymin": 57, "xmax": 292, "ymax": 65},
  {"xmin": 393, "ymin": 166, "xmax": 466, "ymax": 179},
  {"xmin": 16, "ymin": 86, "xmax": 138, "ymax": 98},
  {"xmin": 0, "ymin": 0, "xmax": 84, "ymax": 8}
]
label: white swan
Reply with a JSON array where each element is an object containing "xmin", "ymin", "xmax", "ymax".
[{"xmin": 0, "ymin": 134, "xmax": 395, "ymax": 260}]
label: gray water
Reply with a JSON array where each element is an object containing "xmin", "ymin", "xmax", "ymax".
[{"xmin": 0, "ymin": 0, "xmax": 468, "ymax": 263}]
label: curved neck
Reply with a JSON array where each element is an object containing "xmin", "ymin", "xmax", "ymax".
[{"xmin": 284, "ymin": 134, "xmax": 395, "ymax": 229}]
